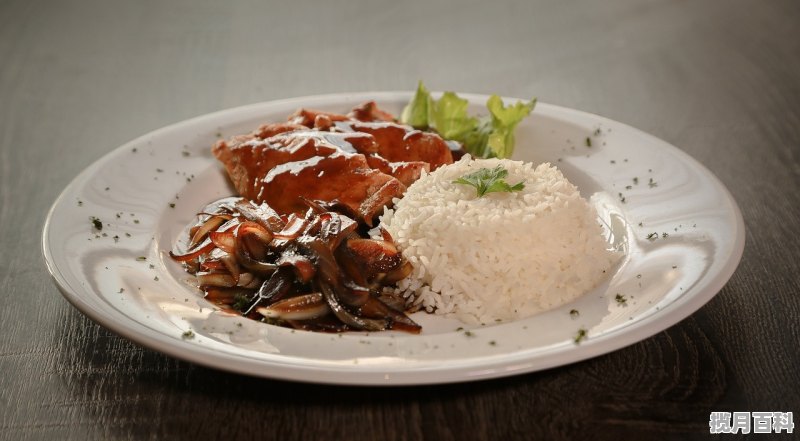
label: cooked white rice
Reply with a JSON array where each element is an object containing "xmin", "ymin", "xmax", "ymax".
[{"xmin": 377, "ymin": 155, "xmax": 620, "ymax": 325}]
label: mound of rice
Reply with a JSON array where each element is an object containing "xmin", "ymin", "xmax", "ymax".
[{"xmin": 378, "ymin": 155, "xmax": 620, "ymax": 325}]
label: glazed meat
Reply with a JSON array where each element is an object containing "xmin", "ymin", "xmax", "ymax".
[
  {"xmin": 290, "ymin": 103, "xmax": 453, "ymax": 170},
  {"xmin": 213, "ymin": 129, "xmax": 404, "ymax": 226},
  {"xmin": 335, "ymin": 120, "xmax": 453, "ymax": 169},
  {"xmin": 213, "ymin": 102, "xmax": 454, "ymax": 225}
]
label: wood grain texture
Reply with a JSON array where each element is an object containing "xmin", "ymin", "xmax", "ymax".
[{"xmin": 1, "ymin": 0, "xmax": 798, "ymax": 439}]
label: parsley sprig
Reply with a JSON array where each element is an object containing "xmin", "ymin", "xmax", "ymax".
[{"xmin": 452, "ymin": 166, "xmax": 525, "ymax": 198}]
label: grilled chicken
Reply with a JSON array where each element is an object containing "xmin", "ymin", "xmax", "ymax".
[
  {"xmin": 213, "ymin": 129, "xmax": 404, "ymax": 225},
  {"xmin": 214, "ymin": 102, "xmax": 453, "ymax": 224}
]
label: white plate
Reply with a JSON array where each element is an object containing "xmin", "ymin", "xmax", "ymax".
[{"xmin": 42, "ymin": 92, "xmax": 745, "ymax": 385}]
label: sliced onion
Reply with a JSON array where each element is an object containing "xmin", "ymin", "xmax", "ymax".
[
  {"xmin": 234, "ymin": 199, "xmax": 284, "ymax": 232},
  {"xmin": 346, "ymin": 238, "xmax": 402, "ymax": 274},
  {"xmin": 378, "ymin": 226, "xmax": 395, "ymax": 243},
  {"xmin": 200, "ymin": 258, "xmax": 227, "ymax": 272},
  {"xmin": 256, "ymin": 293, "xmax": 330, "ymax": 321},
  {"xmin": 189, "ymin": 215, "xmax": 227, "ymax": 248},
  {"xmin": 382, "ymin": 260, "xmax": 413, "ymax": 284},
  {"xmin": 320, "ymin": 212, "xmax": 357, "ymax": 250},
  {"xmin": 236, "ymin": 272, "xmax": 256, "ymax": 288},
  {"xmin": 319, "ymin": 282, "xmax": 387, "ymax": 332},
  {"xmin": 197, "ymin": 272, "xmax": 237, "ymax": 288},
  {"xmin": 358, "ymin": 297, "xmax": 421, "ymax": 334},
  {"xmin": 169, "ymin": 238, "xmax": 216, "ymax": 262},
  {"xmin": 273, "ymin": 214, "xmax": 307, "ymax": 240},
  {"xmin": 237, "ymin": 221, "xmax": 273, "ymax": 260},
  {"xmin": 235, "ymin": 231, "xmax": 277, "ymax": 275},
  {"xmin": 204, "ymin": 287, "xmax": 251, "ymax": 304},
  {"xmin": 276, "ymin": 251, "xmax": 316, "ymax": 283},
  {"xmin": 209, "ymin": 230, "xmax": 236, "ymax": 254},
  {"xmin": 245, "ymin": 267, "xmax": 294, "ymax": 315},
  {"xmin": 220, "ymin": 253, "xmax": 240, "ymax": 283}
]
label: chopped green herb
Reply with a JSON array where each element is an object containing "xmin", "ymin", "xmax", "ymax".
[
  {"xmin": 453, "ymin": 166, "xmax": 524, "ymax": 197},
  {"xmin": 136, "ymin": 256, "xmax": 147, "ymax": 262},
  {"xmin": 489, "ymin": 340, "xmax": 497, "ymax": 346},
  {"xmin": 232, "ymin": 293, "xmax": 251, "ymax": 311},
  {"xmin": 585, "ymin": 137, "xmax": 592, "ymax": 147},
  {"xmin": 181, "ymin": 151, "xmax": 190, "ymax": 157},
  {"xmin": 181, "ymin": 330, "xmax": 195, "ymax": 339},
  {"xmin": 569, "ymin": 309, "xmax": 579, "ymax": 317},
  {"xmin": 90, "ymin": 217, "xmax": 103, "ymax": 231},
  {"xmin": 646, "ymin": 232, "xmax": 658, "ymax": 241},
  {"xmin": 594, "ymin": 128, "xmax": 602, "ymax": 136},
  {"xmin": 574, "ymin": 328, "xmax": 587, "ymax": 344},
  {"xmin": 633, "ymin": 177, "xmax": 639, "ymax": 185},
  {"xmin": 464, "ymin": 330, "xmax": 475, "ymax": 337},
  {"xmin": 169, "ymin": 203, "xmax": 176, "ymax": 208},
  {"xmin": 615, "ymin": 293, "xmax": 627, "ymax": 305},
  {"xmin": 649, "ymin": 178, "xmax": 658, "ymax": 188},
  {"xmin": 662, "ymin": 232, "xmax": 669, "ymax": 238}
]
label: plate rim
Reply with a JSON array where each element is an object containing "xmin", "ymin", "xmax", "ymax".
[{"xmin": 41, "ymin": 91, "xmax": 746, "ymax": 385}]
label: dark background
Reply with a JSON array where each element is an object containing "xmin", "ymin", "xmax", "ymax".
[{"xmin": 1, "ymin": 0, "xmax": 798, "ymax": 439}]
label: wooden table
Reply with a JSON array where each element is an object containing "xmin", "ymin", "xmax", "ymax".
[{"xmin": 2, "ymin": 0, "xmax": 798, "ymax": 439}]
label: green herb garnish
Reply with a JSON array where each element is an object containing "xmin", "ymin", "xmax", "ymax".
[
  {"xmin": 400, "ymin": 81, "xmax": 535, "ymax": 158},
  {"xmin": 232, "ymin": 293, "xmax": 252, "ymax": 311},
  {"xmin": 574, "ymin": 328, "xmax": 587, "ymax": 344},
  {"xmin": 615, "ymin": 293, "xmax": 627, "ymax": 305},
  {"xmin": 90, "ymin": 217, "xmax": 103, "ymax": 231},
  {"xmin": 453, "ymin": 166, "xmax": 525, "ymax": 198}
]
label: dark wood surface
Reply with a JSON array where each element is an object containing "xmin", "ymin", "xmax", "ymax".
[{"xmin": 2, "ymin": 0, "xmax": 798, "ymax": 439}]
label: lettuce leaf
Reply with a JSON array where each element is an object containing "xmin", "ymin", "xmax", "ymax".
[
  {"xmin": 400, "ymin": 81, "xmax": 430, "ymax": 129},
  {"xmin": 428, "ymin": 92, "xmax": 478, "ymax": 141},
  {"xmin": 400, "ymin": 81, "xmax": 535, "ymax": 159},
  {"xmin": 485, "ymin": 95, "xmax": 536, "ymax": 158}
]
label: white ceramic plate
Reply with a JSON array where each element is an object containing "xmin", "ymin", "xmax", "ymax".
[{"xmin": 42, "ymin": 92, "xmax": 745, "ymax": 385}]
